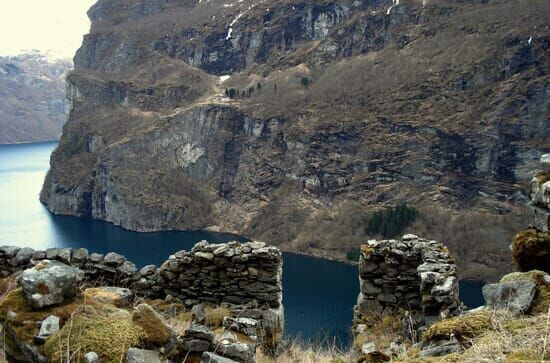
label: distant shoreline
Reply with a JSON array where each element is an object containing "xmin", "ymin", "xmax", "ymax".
[{"xmin": 0, "ymin": 139, "xmax": 59, "ymax": 146}]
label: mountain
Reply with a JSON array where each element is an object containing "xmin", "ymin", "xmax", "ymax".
[
  {"xmin": 0, "ymin": 52, "xmax": 71, "ymax": 144},
  {"xmin": 41, "ymin": 0, "xmax": 550, "ymax": 281}
]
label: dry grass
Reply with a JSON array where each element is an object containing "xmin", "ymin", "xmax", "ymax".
[{"xmin": 256, "ymin": 340, "xmax": 352, "ymax": 363}]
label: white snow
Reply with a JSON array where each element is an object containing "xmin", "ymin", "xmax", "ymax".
[
  {"xmin": 219, "ymin": 75, "xmax": 231, "ymax": 83},
  {"xmin": 528, "ymin": 36, "xmax": 533, "ymax": 45},
  {"xmin": 387, "ymin": 0, "xmax": 400, "ymax": 15}
]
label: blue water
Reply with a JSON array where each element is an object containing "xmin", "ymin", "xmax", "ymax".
[{"xmin": 0, "ymin": 141, "xmax": 483, "ymax": 346}]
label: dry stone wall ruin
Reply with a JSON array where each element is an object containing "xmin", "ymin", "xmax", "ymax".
[
  {"xmin": 354, "ymin": 234, "xmax": 461, "ymax": 339},
  {"xmin": 528, "ymin": 154, "xmax": 550, "ymax": 232},
  {"xmin": 0, "ymin": 240, "xmax": 284, "ymax": 347}
]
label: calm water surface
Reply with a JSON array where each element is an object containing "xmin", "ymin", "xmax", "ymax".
[{"xmin": 0, "ymin": 142, "xmax": 483, "ymax": 346}]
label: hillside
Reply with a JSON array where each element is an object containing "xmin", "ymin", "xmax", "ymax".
[
  {"xmin": 41, "ymin": 0, "xmax": 550, "ymax": 281},
  {"xmin": 0, "ymin": 53, "xmax": 71, "ymax": 144}
]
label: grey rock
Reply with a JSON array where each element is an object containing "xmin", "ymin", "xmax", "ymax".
[
  {"xmin": 84, "ymin": 352, "xmax": 99, "ymax": 363},
  {"xmin": 19, "ymin": 260, "xmax": 84, "ymax": 309},
  {"xmin": 361, "ymin": 342, "xmax": 377, "ymax": 355},
  {"xmin": 89, "ymin": 253, "xmax": 104, "ymax": 263},
  {"xmin": 223, "ymin": 317, "xmax": 258, "ymax": 337},
  {"xmin": 483, "ymin": 280, "xmax": 537, "ymax": 313},
  {"xmin": 46, "ymin": 248, "xmax": 71, "ymax": 264},
  {"xmin": 527, "ymin": 202, "xmax": 549, "ymax": 232},
  {"xmin": 32, "ymin": 250, "xmax": 47, "ymax": 260},
  {"xmin": 184, "ymin": 324, "xmax": 214, "ymax": 342},
  {"xmin": 72, "ymin": 248, "xmax": 89, "ymax": 262},
  {"xmin": 117, "ymin": 261, "xmax": 137, "ymax": 275},
  {"xmin": 215, "ymin": 341, "xmax": 255, "ymax": 363},
  {"xmin": 201, "ymin": 352, "xmax": 238, "ymax": 363},
  {"xmin": 191, "ymin": 303, "xmax": 207, "ymax": 324},
  {"xmin": 361, "ymin": 281, "xmax": 382, "ymax": 295},
  {"xmin": 420, "ymin": 337, "xmax": 463, "ymax": 357},
  {"xmin": 10, "ymin": 247, "xmax": 35, "ymax": 266},
  {"xmin": 104, "ymin": 252, "xmax": 126, "ymax": 266},
  {"xmin": 38, "ymin": 315, "xmax": 60, "ymax": 337},
  {"xmin": 182, "ymin": 339, "xmax": 211, "ymax": 352},
  {"xmin": 541, "ymin": 153, "xmax": 550, "ymax": 173},
  {"xmin": 0, "ymin": 245, "xmax": 21, "ymax": 258},
  {"xmin": 140, "ymin": 264, "xmax": 157, "ymax": 276},
  {"xmin": 125, "ymin": 348, "xmax": 165, "ymax": 363}
]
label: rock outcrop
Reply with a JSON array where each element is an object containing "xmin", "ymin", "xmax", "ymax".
[{"xmin": 40, "ymin": 0, "xmax": 550, "ymax": 280}]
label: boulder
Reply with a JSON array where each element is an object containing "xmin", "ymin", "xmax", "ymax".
[
  {"xmin": 84, "ymin": 287, "xmax": 134, "ymax": 307},
  {"xmin": 0, "ymin": 245, "xmax": 21, "ymax": 258},
  {"xmin": 19, "ymin": 260, "xmax": 84, "ymax": 309},
  {"xmin": 125, "ymin": 348, "xmax": 165, "ymax": 363},
  {"xmin": 182, "ymin": 339, "xmax": 211, "ymax": 352},
  {"xmin": 482, "ymin": 280, "xmax": 537, "ymax": 313},
  {"xmin": 201, "ymin": 352, "xmax": 238, "ymax": 363}
]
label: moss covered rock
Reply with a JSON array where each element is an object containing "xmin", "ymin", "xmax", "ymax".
[
  {"xmin": 500, "ymin": 270, "xmax": 550, "ymax": 314},
  {"xmin": 511, "ymin": 229, "xmax": 550, "ymax": 272},
  {"xmin": 422, "ymin": 311, "xmax": 492, "ymax": 344},
  {"xmin": 132, "ymin": 303, "xmax": 174, "ymax": 347}
]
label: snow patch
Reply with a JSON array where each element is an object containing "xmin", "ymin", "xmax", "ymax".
[{"xmin": 387, "ymin": 0, "xmax": 400, "ymax": 15}]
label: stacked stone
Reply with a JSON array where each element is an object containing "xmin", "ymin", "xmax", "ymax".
[
  {"xmin": 152, "ymin": 241, "xmax": 283, "ymax": 308},
  {"xmin": 527, "ymin": 154, "xmax": 550, "ymax": 232},
  {"xmin": 356, "ymin": 234, "xmax": 460, "ymax": 319}
]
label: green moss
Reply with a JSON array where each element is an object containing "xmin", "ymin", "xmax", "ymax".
[
  {"xmin": 132, "ymin": 304, "xmax": 172, "ymax": 347},
  {"xmin": 44, "ymin": 305, "xmax": 144, "ymax": 363},
  {"xmin": 423, "ymin": 311, "xmax": 492, "ymax": 343},
  {"xmin": 511, "ymin": 229, "xmax": 550, "ymax": 272},
  {"xmin": 505, "ymin": 349, "xmax": 543, "ymax": 362}
]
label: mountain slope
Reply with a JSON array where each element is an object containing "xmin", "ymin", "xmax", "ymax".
[
  {"xmin": 0, "ymin": 53, "xmax": 71, "ymax": 144},
  {"xmin": 41, "ymin": 0, "xmax": 550, "ymax": 280}
]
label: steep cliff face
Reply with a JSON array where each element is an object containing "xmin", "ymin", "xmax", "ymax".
[
  {"xmin": 42, "ymin": 0, "xmax": 550, "ymax": 279},
  {"xmin": 0, "ymin": 53, "xmax": 71, "ymax": 143}
]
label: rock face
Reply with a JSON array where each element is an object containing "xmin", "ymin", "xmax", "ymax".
[
  {"xmin": 18, "ymin": 260, "xmax": 84, "ymax": 309},
  {"xmin": 40, "ymin": 0, "xmax": 550, "ymax": 279},
  {"xmin": 353, "ymin": 235, "xmax": 461, "ymax": 346},
  {"xmin": 0, "ymin": 52, "xmax": 70, "ymax": 143}
]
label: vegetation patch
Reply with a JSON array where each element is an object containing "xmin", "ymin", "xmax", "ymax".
[
  {"xmin": 422, "ymin": 311, "xmax": 492, "ymax": 343},
  {"xmin": 511, "ymin": 229, "xmax": 550, "ymax": 272},
  {"xmin": 365, "ymin": 204, "xmax": 418, "ymax": 239},
  {"xmin": 44, "ymin": 305, "xmax": 144, "ymax": 363}
]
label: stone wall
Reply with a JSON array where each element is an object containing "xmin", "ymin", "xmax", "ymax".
[
  {"xmin": 0, "ymin": 240, "xmax": 283, "ymax": 310},
  {"xmin": 527, "ymin": 154, "xmax": 550, "ymax": 232},
  {"xmin": 354, "ymin": 234, "xmax": 461, "ymax": 339}
]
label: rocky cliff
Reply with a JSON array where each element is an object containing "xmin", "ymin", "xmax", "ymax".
[
  {"xmin": 0, "ymin": 53, "xmax": 71, "ymax": 143},
  {"xmin": 41, "ymin": 0, "xmax": 550, "ymax": 280}
]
